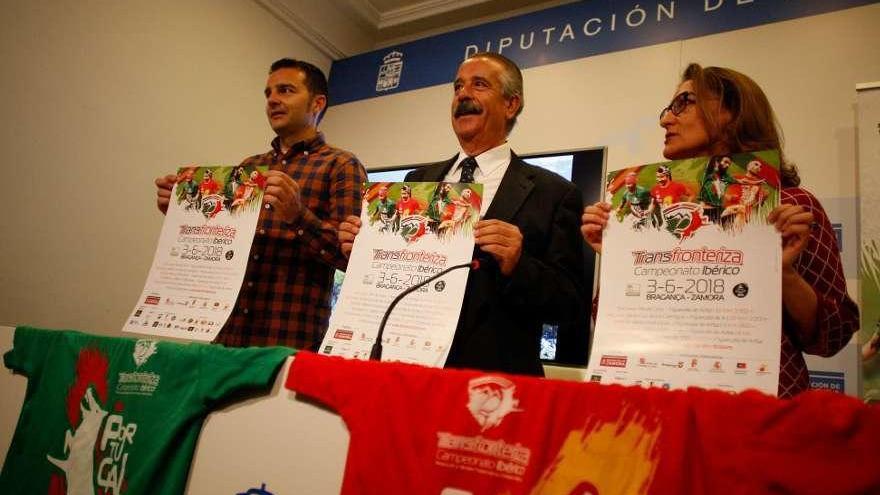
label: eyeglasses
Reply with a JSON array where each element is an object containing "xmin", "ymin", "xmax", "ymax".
[{"xmin": 659, "ymin": 91, "xmax": 696, "ymax": 120}]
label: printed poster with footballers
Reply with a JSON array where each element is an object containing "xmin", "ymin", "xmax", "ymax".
[
  {"xmin": 122, "ymin": 165, "xmax": 268, "ymax": 341},
  {"xmin": 320, "ymin": 181, "xmax": 482, "ymax": 366},
  {"xmin": 587, "ymin": 151, "xmax": 782, "ymax": 395}
]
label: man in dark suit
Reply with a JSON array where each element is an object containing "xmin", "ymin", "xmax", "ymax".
[{"xmin": 339, "ymin": 53, "xmax": 586, "ymax": 376}]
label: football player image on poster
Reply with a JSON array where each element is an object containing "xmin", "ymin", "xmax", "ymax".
[
  {"xmin": 123, "ymin": 165, "xmax": 268, "ymax": 341},
  {"xmin": 588, "ymin": 151, "xmax": 782, "ymax": 395},
  {"xmin": 321, "ymin": 182, "xmax": 482, "ymax": 366}
]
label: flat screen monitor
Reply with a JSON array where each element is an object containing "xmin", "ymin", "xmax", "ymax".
[{"xmin": 330, "ymin": 147, "xmax": 604, "ymax": 367}]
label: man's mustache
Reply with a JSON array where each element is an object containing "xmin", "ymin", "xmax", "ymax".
[{"xmin": 454, "ymin": 100, "xmax": 482, "ymax": 117}]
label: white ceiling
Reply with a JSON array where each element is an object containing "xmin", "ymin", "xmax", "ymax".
[{"xmin": 255, "ymin": 0, "xmax": 572, "ymax": 59}]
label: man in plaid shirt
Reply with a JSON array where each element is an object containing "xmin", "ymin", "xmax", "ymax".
[{"xmin": 156, "ymin": 58, "xmax": 366, "ymax": 350}]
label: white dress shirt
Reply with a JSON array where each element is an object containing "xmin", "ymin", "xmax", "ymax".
[{"xmin": 444, "ymin": 142, "xmax": 511, "ymax": 216}]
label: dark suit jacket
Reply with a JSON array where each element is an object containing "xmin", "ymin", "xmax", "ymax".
[{"xmin": 405, "ymin": 152, "xmax": 586, "ymax": 376}]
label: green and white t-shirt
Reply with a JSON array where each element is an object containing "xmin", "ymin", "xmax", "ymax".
[{"xmin": 1, "ymin": 326, "xmax": 293, "ymax": 495}]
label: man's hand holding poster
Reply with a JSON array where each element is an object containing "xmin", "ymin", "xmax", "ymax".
[{"xmin": 587, "ymin": 151, "xmax": 782, "ymax": 395}]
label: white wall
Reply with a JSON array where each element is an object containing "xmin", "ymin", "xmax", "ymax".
[
  {"xmin": 257, "ymin": 0, "xmax": 378, "ymax": 57},
  {"xmin": 0, "ymin": 0, "xmax": 330, "ymax": 334}
]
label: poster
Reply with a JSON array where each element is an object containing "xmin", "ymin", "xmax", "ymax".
[
  {"xmin": 858, "ymin": 83, "xmax": 880, "ymax": 402},
  {"xmin": 587, "ymin": 151, "xmax": 782, "ymax": 395},
  {"xmin": 123, "ymin": 165, "xmax": 267, "ymax": 340},
  {"xmin": 320, "ymin": 181, "xmax": 482, "ymax": 366}
]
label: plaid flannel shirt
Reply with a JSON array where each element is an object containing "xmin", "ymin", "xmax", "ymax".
[{"xmin": 215, "ymin": 132, "xmax": 366, "ymax": 350}]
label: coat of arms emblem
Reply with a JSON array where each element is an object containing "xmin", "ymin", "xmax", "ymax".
[{"xmin": 376, "ymin": 51, "xmax": 403, "ymax": 92}]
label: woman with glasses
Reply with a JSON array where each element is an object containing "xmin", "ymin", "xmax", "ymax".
[{"xmin": 581, "ymin": 63, "xmax": 858, "ymax": 398}]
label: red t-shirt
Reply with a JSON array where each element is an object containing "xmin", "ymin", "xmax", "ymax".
[
  {"xmin": 286, "ymin": 351, "xmax": 880, "ymax": 494},
  {"xmin": 397, "ymin": 197, "xmax": 421, "ymax": 216},
  {"xmin": 650, "ymin": 181, "xmax": 689, "ymax": 206},
  {"xmin": 199, "ymin": 178, "xmax": 220, "ymax": 195}
]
